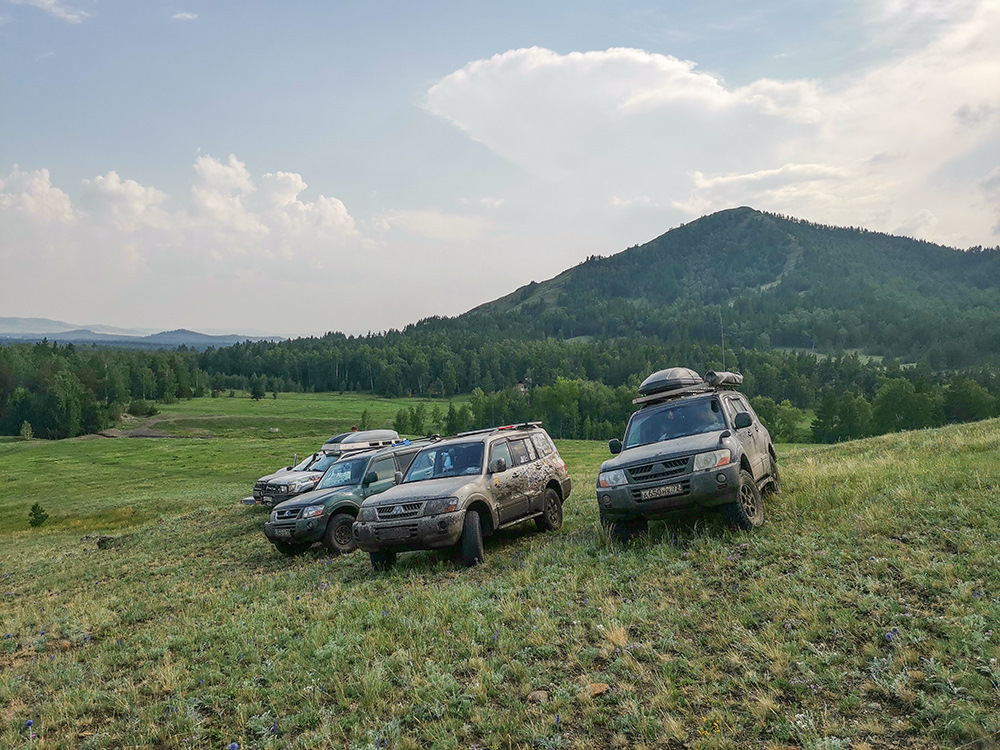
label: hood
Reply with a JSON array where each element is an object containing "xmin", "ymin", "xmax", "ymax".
[
  {"xmin": 272, "ymin": 484, "xmax": 357, "ymax": 510},
  {"xmin": 257, "ymin": 468, "xmax": 322, "ymax": 484},
  {"xmin": 362, "ymin": 475, "xmax": 480, "ymax": 506},
  {"xmin": 600, "ymin": 430, "xmax": 727, "ymax": 472}
]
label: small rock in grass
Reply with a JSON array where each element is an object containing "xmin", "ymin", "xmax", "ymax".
[
  {"xmin": 527, "ymin": 690, "xmax": 549, "ymax": 703},
  {"xmin": 589, "ymin": 682, "xmax": 611, "ymax": 696}
]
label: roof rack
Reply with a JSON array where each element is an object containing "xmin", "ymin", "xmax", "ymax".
[{"xmin": 455, "ymin": 421, "xmax": 543, "ymax": 438}]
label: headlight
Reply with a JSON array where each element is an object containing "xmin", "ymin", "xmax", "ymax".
[
  {"xmin": 269, "ymin": 511, "xmax": 277, "ymax": 522},
  {"xmin": 356, "ymin": 506, "xmax": 376, "ymax": 522},
  {"xmin": 423, "ymin": 497, "xmax": 459, "ymax": 515},
  {"xmin": 288, "ymin": 479, "xmax": 314, "ymax": 493},
  {"xmin": 300, "ymin": 505, "xmax": 324, "ymax": 519},
  {"xmin": 692, "ymin": 450, "xmax": 731, "ymax": 471},
  {"xmin": 276, "ymin": 485, "xmax": 288, "ymax": 493},
  {"xmin": 597, "ymin": 469, "xmax": 627, "ymax": 488}
]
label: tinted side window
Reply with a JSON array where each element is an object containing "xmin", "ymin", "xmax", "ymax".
[
  {"xmin": 722, "ymin": 397, "xmax": 739, "ymax": 422},
  {"xmin": 735, "ymin": 395, "xmax": 756, "ymax": 422},
  {"xmin": 371, "ymin": 458, "xmax": 395, "ymax": 481},
  {"xmin": 509, "ymin": 439, "xmax": 531, "ymax": 466},
  {"xmin": 394, "ymin": 450, "xmax": 418, "ymax": 474},
  {"xmin": 530, "ymin": 432, "xmax": 553, "ymax": 456},
  {"xmin": 489, "ymin": 441, "xmax": 512, "ymax": 469}
]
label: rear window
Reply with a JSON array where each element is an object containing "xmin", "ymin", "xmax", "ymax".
[{"xmin": 530, "ymin": 432, "xmax": 554, "ymax": 456}]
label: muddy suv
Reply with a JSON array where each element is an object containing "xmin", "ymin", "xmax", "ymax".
[
  {"xmin": 250, "ymin": 430, "xmax": 400, "ymax": 507},
  {"xmin": 263, "ymin": 438, "xmax": 431, "ymax": 556},
  {"xmin": 353, "ymin": 423, "xmax": 572, "ymax": 570},
  {"xmin": 597, "ymin": 368, "xmax": 780, "ymax": 540}
]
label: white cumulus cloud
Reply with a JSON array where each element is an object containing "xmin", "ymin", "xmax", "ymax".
[
  {"xmin": 0, "ymin": 166, "xmax": 77, "ymax": 222},
  {"xmin": 172, "ymin": 12, "xmax": 197, "ymax": 21},
  {"xmin": 424, "ymin": 0, "xmax": 1000, "ymax": 247}
]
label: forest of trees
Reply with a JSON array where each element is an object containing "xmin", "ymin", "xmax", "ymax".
[
  {"xmin": 4, "ymin": 208, "xmax": 1000, "ymax": 442},
  {"xmin": 2, "ymin": 335, "xmax": 998, "ymax": 442}
]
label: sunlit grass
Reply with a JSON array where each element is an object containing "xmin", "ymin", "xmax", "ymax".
[{"xmin": 2, "ymin": 409, "xmax": 999, "ymax": 747}]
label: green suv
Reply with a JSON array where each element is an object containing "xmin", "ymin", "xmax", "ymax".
[{"xmin": 263, "ymin": 438, "xmax": 432, "ymax": 556}]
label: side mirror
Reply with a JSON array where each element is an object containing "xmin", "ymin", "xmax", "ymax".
[
  {"xmin": 393, "ymin": 471, "xmax": 403, "ymax": 485},
  {"xmin": 735, "ymin": 412, "xmax": 753, "ymax": 430},
  {"xmin": 608, "ymin": 438, "xmax": 622, "ymax": 455},
  {"xmin": 363, "ymin": 471, "xmax": 379, "ymax": 486},
  {"xmin": 489, "ymin": 457, "xmax": 507, "ymax": 474}
]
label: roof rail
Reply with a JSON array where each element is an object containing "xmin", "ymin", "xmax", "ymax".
[
  {"xmin": 455, "ymin": 421, "xmax": 543, "ymax": 438},
  {"xmin": 632, "ymin": 383, "xmax": 714, "ymax": 406}
]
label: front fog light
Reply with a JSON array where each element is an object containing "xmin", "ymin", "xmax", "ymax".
[{"xmin": 601, "ymin": 495, "xmax": 611, "ymax": 506}]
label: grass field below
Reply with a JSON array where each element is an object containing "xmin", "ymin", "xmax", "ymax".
[{"xmin": 1, "ymin": 398, "xmax": 998, "ymax": 749}]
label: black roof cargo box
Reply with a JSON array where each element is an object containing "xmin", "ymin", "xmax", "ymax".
[{"xmin": 637, "ymin": 367, "xmax": 704, "ymax": 397}]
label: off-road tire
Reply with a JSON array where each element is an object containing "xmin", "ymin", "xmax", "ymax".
[
  {"xmin": 460, "ymin": 509, "xmax": 485, "ymax": 566},
  {"xmin": 535, "ymin": 488, "xmax": 563, "ymax": 532},
  {"xmin": 322, "ymin": 512, "xmax": 357, "ymax": 555},
  {"xmin": 723, "ymin": 469, "xmax": 765, "ymax": 530},
  {"xmin": 600, "ymin": 509, "xmax": 648, "ymax": 542},
  {"xmin": 273, "ymin": 540, "xmax": 311, "ymax": 556},
  {"xmin": 369, "ymin": 550, "xmax": 396, "ymax": 571}
]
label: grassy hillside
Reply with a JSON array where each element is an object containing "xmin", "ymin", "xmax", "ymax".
[
  {"xmin": 2, "ymin": 417, "xmax": 999, "ymax": 748},
  {"xmin": 459, "ymin": 207, "xmax": 1000, "ymax": 366}
]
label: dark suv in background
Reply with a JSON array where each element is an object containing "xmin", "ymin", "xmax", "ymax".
[
  {"xmin": 353, "ymin": 423, "xmax": 572, "ymax": 569},
  {"xmin": 597, "ymin": 368, "xmax": 780, "ymax": 540},
  {"xmin": 250, "ymin": 430, "xmax": 400, "ymax": 507},
  {"xmin": 263, "ymin": 437, "xmax": 431, "ymax": 556}
]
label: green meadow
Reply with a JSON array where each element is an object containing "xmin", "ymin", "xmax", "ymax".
[{"xmin": 1, "ymin": 396, "xmax": 999, "ymax": 748}]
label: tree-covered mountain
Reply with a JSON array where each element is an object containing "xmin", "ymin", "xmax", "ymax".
[{"xmin": 432, "ymin": 207, "xmax": 1000, "ymax": 368}]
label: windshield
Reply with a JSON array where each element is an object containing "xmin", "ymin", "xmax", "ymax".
[
  {"xmin": 624, "ymin": 398, "xmax": 726, "ymax": 449},
  {"xmin": 317, "ymin": 457, "xmax": 368, "ymax": 489},
  {"xmin": 291, "ymin": 454, "xmax": 317, "ymax": 471},
  {"xmin": 403, "ymin": 442, "xmax": 484, "ymax": 482},
  {"xmin": 305, "ymin": 453, "xmax": 339, "ymax": 473}
]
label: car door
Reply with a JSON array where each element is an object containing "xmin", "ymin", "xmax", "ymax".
[
  {"xmin": 507, "ymin": 437, "xmax": 540, "ymax": 514},
  {"xmin": 488, "ymin": 440, "xmax": 527, "ymax": 523},
  {"xmin": 362, "ymin": 456, "xmax": 397, "ymax": 498},
  {"xmin": 732, "ymin": 394, "xmax": 766, "ymax": 478}
]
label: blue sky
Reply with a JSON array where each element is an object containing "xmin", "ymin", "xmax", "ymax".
[{"xmin": 2, "ymin": 0, "xmax": 998, "ymax": 336}]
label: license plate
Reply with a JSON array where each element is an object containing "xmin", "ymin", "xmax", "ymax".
[
  {"xmin": 379, "ymin": 526, "xmax": 409, "ymax": 540},
  {"xmin": 274, "ymin": 528, "xmax": 292, "ymax": 537},
  {"xmin": 640, "ymin": 484, "xmax": 683, "ymax": 501}
]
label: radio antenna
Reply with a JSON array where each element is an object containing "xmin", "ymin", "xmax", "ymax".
[{"xmin": 719, "ymin": 308, "xmax": 726, "ymax": 372}]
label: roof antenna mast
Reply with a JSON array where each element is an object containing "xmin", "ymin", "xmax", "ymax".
[{"xmin": 719, "ymin": 308, "xmax": 726, "ymax": 372}]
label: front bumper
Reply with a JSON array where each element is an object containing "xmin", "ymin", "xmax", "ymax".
[
  {"xmin": 353, "ymin": 509, "xmax": 465, "ymax": 553},
  {"xmin": 263, "ymin": 516, "xmax": 326, "ymax": 545},
  {"xmin": 596, "ymin": 463, "xmax": 740, "ymax": 521}
]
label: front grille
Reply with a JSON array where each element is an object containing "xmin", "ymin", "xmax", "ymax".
[
  {"xmin": 273, "ymin": 507, "xmax": 301, "ymax": 521},
  {"xmin": 373, "ymin": 523, "xmax": 420, "ymax": 542},
  {"xmin": 265, "ymin": 483, "xmax": 286, "ymax": 494},
  {"xmin": 627, "ymin": 456, "xmax": 690, "ymax": 483},
  {"xmin": 376, "ymin": 502, "xmax": 424, "ymax": 520},
  {"xmin": 253, "ymin": 481, "xmax": 266, "ymax": 498},
  {"xmin": 631, "ymin": 479, "xmax": 691, "ymax": 502}
]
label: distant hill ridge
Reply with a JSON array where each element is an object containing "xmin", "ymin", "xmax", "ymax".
[
  {"xmin": 422, "ymin": 207, "xmax": 1000, "ymax": 367},
  {"xmin": 0, "ymin": 319, "xmax": 282, "ymax": 349}
]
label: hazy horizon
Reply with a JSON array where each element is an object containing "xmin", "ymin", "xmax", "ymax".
[{"xmin": 3, "ymin": 0, "xmax": 998, "ymax": 336}]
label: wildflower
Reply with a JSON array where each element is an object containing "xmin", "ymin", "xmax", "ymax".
[
  {"xmin": 228, "ymin": 743, "xmax": 239, "ymax": 750},
  {"xmin": 885, "ymin": 632, "xmax": 894, "ymax": 642},
  {"xmin": 25, "ymin": 720, "xmax": 34, "ymax": 728},
  {"xmin": 555, "ymin": 714, "xmax": 561, "ymax": 726},
  {"xmin": 271, "ymin": 722, "xmax": 278, "ymax": 735}
]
